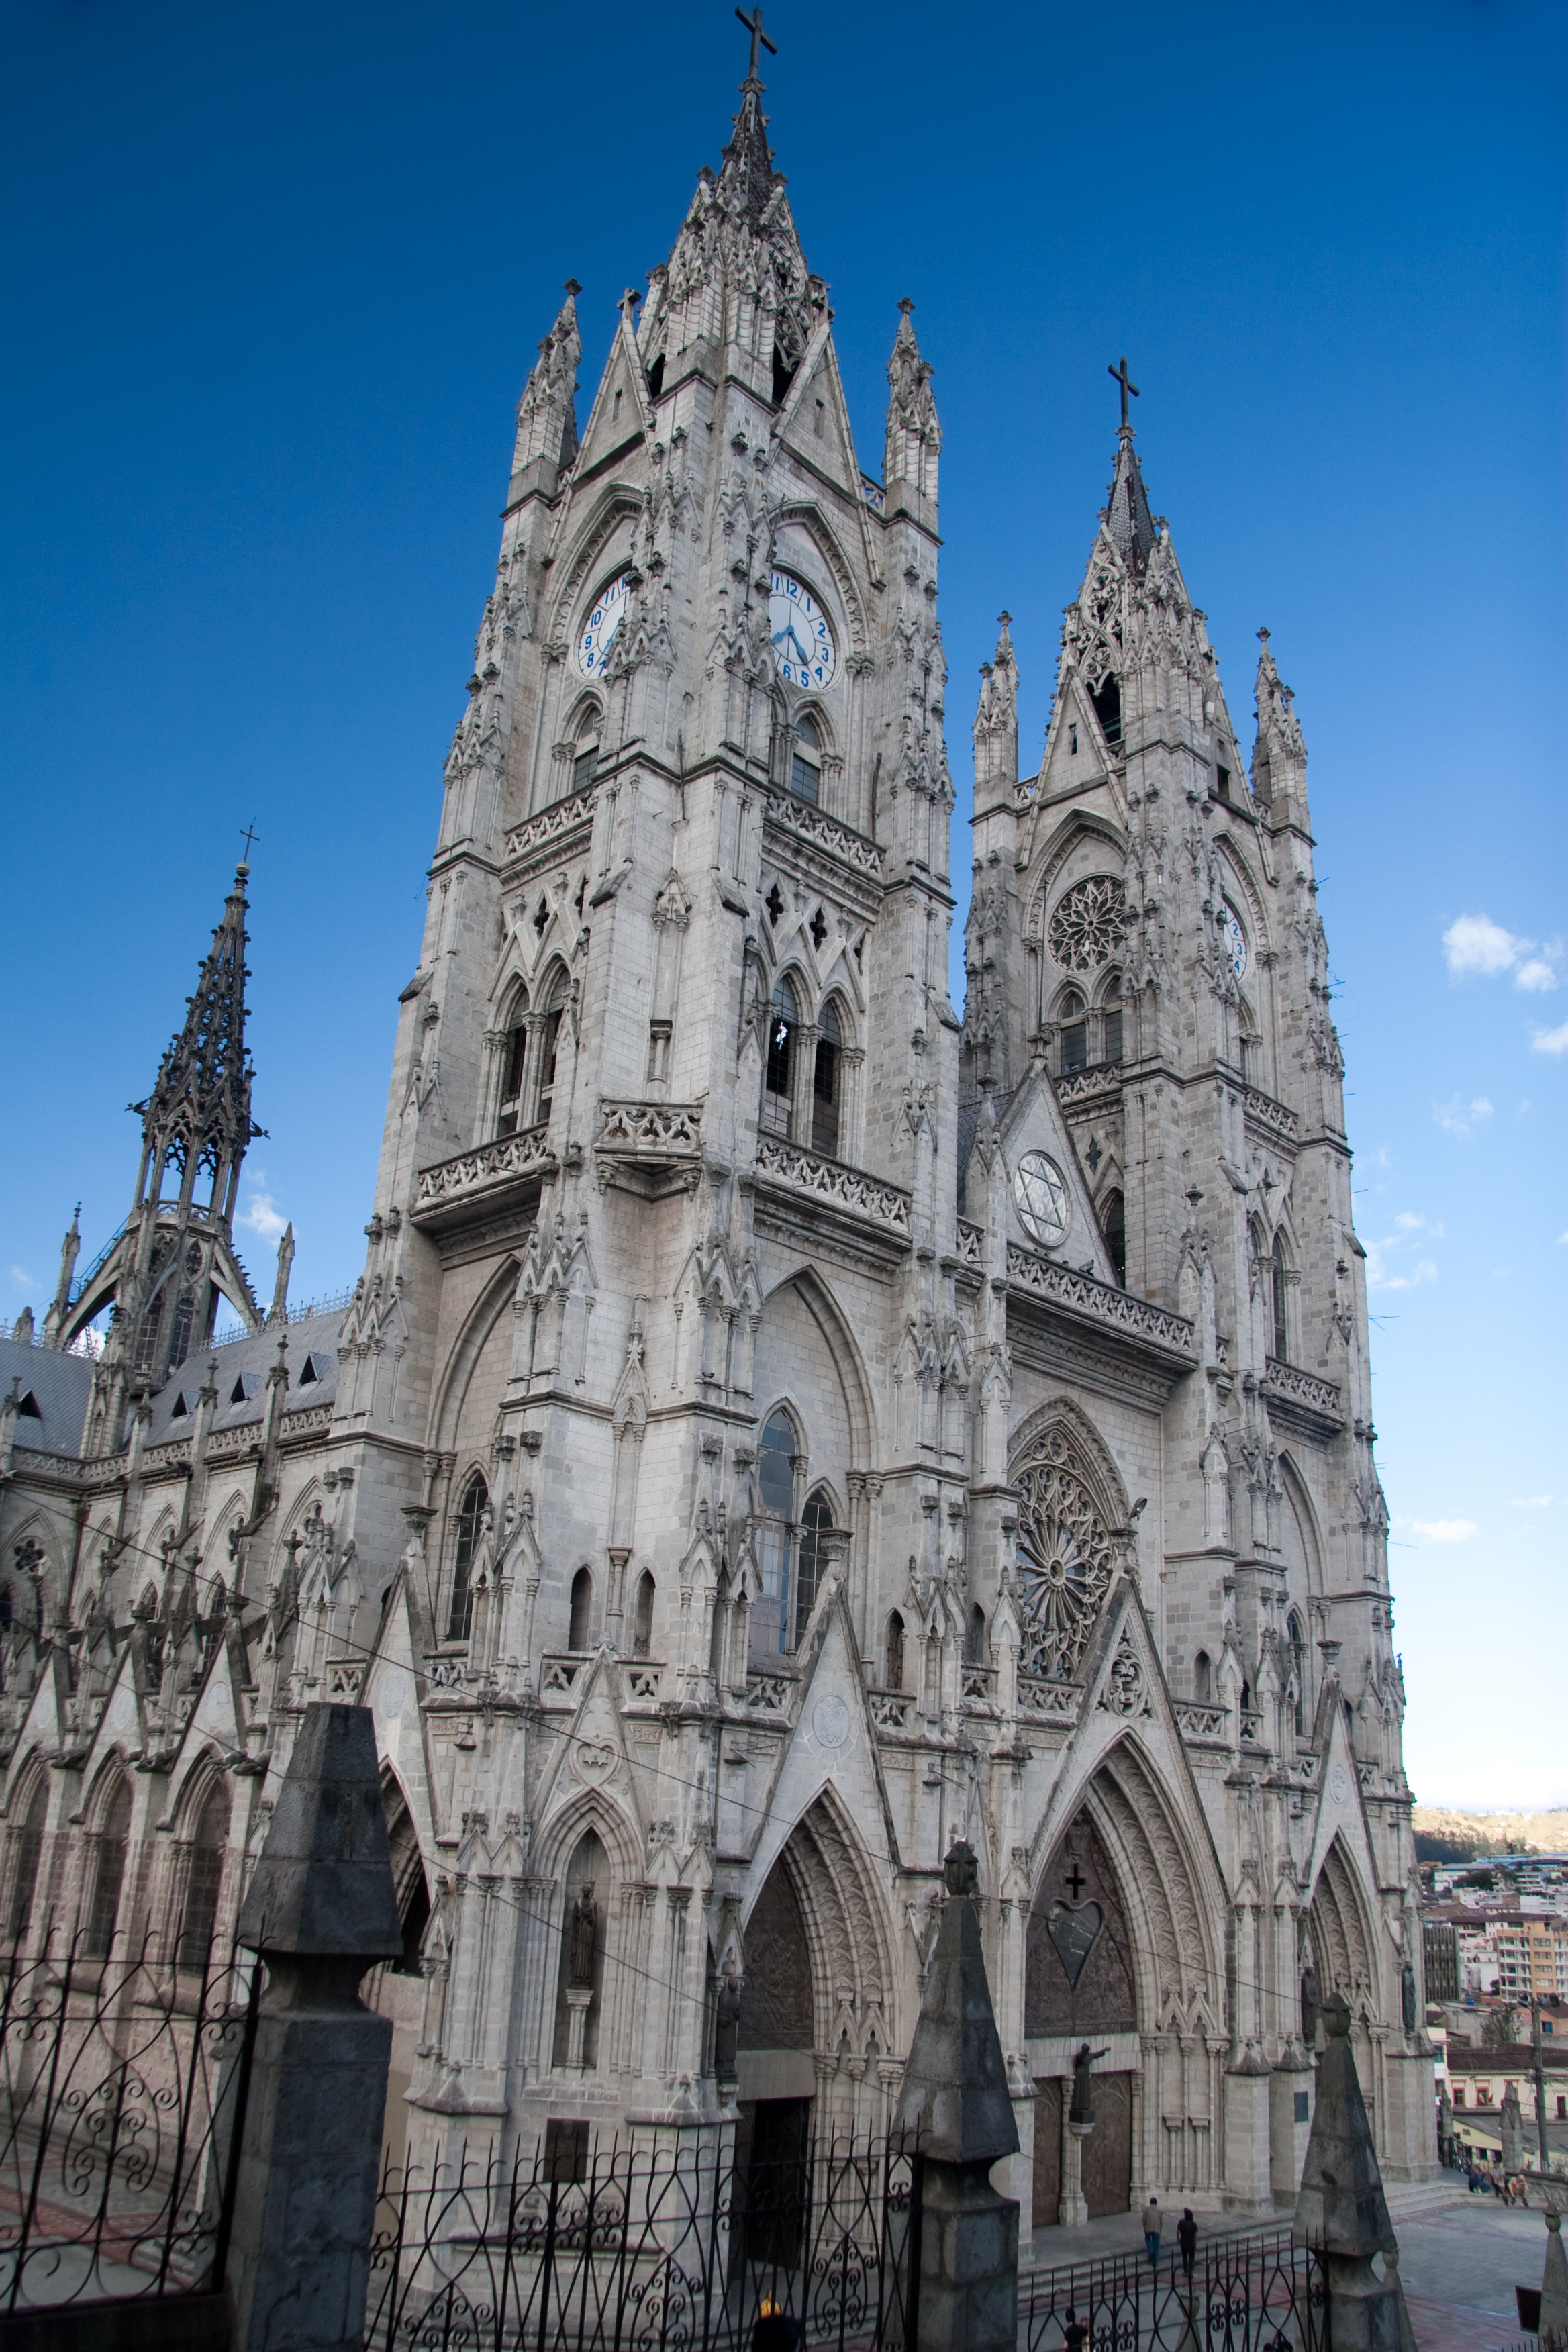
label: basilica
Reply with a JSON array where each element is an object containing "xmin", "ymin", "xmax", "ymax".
[{"xmin": 0, "ymin": 40, "xmax": 1432, "ymax": 2225}]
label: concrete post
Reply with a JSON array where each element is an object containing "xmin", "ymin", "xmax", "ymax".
[
  {"xmin": 893, "ymin": 1841, "xmax": 1020, "ymax": 2352},
  {"xmin": 1292, "ymin": 1995, "xmax": 1402, "ymax": 2351},
  {"xmin": 228, "ymin": 1702, "xmax": 405, "ymax": 2352},
  {"xmin": 1524, "ymin": 2179, "xmax": 1568, "ymax": 2352}
]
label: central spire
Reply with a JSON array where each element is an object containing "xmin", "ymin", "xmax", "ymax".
[
  {"xmin": 1104, "ymin": 427, "xmax": 1158, "ymax": 577},
  {"xmin": 722, "ymin": 4, "xmax": 782, "ymax": 221}
]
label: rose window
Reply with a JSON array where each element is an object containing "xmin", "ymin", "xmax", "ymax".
[
  {"xmin": 1014, "ymin": 1434, "xmax": 1117, "ymax": 1679},
  {"xmin": 1048, "ymin": 877, "xmax": 1126, "ymax": 973}
]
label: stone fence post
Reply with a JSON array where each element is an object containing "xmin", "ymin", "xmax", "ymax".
[
  {"xmin": 893, "ymin": 1841, "xmax": 1020, "ymax": 2352},
  {"xmin": 228, "ymin": 1702, "xmax": 405, "ymax": 2352}
]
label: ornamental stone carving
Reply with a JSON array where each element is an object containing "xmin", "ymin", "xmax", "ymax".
[
  {"xmin": 1012, "ymin": 1427, "xmax": 1118, "ymax": 1679},
  {"xmin": 1048, "ymin": 875, "xmax": 1127, "ymax": 973}
]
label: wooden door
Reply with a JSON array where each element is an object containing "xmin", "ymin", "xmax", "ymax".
[
  {"xmin": 1080, "ymin": 2072, "xmax": 1132, "ymax": 2218},
  {"xmin": 1032, "ymin": 2077, "xmax": 1062, "ymax": 2226}
]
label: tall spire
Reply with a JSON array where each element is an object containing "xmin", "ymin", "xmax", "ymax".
[
  {"xmin": 509, "ymin": 281, "xmax": 581, "ymax": 503},
  {"xmin": 1103, "ymin": 427, "xmax": 1157, "ymax": 577},
  {"xmin": 885, "ymin": 299, "xmax": 941, "ymax": 517},
  {"xmin": 1251, "ymin": 627, "xmax": 1310, "ymax": 828},
  {"xmin": 132, "ymin": 861, "xmax": 260, "ymax": 1225},
  {"xmin": 973, "ymin": 614, "xmax": 1018, "ymax": 815},
  {"xmin": 722, "ymin": 6, "xmax": 782, "ymax": 222}
]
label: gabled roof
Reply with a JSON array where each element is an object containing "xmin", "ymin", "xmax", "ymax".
[
  {"xmin": 0, "ymin": 1338, "xmax": 94, "ymax": 1457},
  {"xmin": 140, "ymin": 1306, "xmax": 348, "ymax": 1443}
]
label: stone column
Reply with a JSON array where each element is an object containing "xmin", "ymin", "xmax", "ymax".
[
  {"xmin": 893, "ymin": 1841, "xmax": 1019, "ymax": 2352},
  {"xmin": 1293, "ymin": 1996, "xmax": 1402, "ymax": 2351},
  {"xmin": 228, "ymin": 1702, "xmax": 405, "ymax": 2352}
]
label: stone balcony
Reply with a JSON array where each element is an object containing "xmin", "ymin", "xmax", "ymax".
[
  {"xmin": 1262, "ymin": 1355, "xmax": 1345, "ymax": 1434},
  {"xmin": 409, "ymin": 1124, "xmax": 556, "ymax": 1241},
  {"xmin": 595, "ymin": 1099, "xmax": 703, "ymax": 1197},
  {"xmin": 1005, "ymin": 1244, "xmax": 1196, "ymax": 1404},
  {"xmin": 753, "ymin": 1138, "xmax": 912, "ymax": 1272}
]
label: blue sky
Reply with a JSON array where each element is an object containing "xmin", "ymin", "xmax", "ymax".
[{"xmin": 1, "ymin": 0, "xmax": 1563, "ymax": 1805}]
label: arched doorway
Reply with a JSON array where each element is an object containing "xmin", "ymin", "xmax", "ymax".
[{"xmin": 1026, "ymin": 1814, "xmax": 1136, "ymax": 2224}]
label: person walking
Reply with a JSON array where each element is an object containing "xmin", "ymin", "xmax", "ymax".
[
  {"xmin": 1061, "ymin": 2310, "xmax": 1087, "ymax": 2352},
  {"xmin": 1142, "ymin": 2195, "xmax": 1162, "ymax": 2263},
  {"xmin": 1177, "ymin": 2207, "xmax": 1197, "ymax": 2285}
]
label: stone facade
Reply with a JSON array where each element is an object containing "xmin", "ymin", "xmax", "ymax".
[{"xmin": 0, "ymin": 53, "xmax": 1432, "ymax": 2218}]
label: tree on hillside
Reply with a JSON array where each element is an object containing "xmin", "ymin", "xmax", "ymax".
[{"xmin": 1483, "ymin": 2004, "xmax": 1520, "ymax": 2049}]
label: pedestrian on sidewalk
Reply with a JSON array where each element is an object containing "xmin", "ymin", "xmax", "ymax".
[
  {"xmin": 1061, "ymin": 2306, "xmax": 1087, "ymax": 2352},
  {"xmin": 1142, "ymin": 2195, "xmax": 1162, "ymax": 2263},
  {"xmin": 1177, "ymin": 2207, "xmax": 1197, "ymax": 2284}
]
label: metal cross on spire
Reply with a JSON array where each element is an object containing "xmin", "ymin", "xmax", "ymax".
[
  {"xmin": 1108, "ymin": 355, "xmax": 1140, "ymax": 430},
  {"xmin": 238, "ymin": 824, "xmax": 261, "ymax": 863},
  {"xmin": 734, "ymin": 5, "xmax": 776, "ymax": 83}
]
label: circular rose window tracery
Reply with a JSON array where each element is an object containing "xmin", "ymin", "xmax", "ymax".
[
  {"xmin": 1048, "ymin": 876, "xmax": 1127, "ymax": 973},
  {"xmin": 1014, "ymin": 1431, "xmax": 1117, "ymax": 1680}
]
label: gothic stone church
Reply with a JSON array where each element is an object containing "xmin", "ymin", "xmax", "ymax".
[{"xmin": 0, "ymin": 48, "xmax": 1433, "ymax": 2224}]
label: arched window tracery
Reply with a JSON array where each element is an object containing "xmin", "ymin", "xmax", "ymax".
[
  {"xmin": 446, "ymin": 1473, "xmax": 489, "ymax": 1644},
  {"xmin": 568, "ymin": 1566, "xmax": 594, "ymax": 1653},
  {"xmin": 1100, "ymin": 1188, "xmax": 1126, "ymax": 1289},
  {"xmin": 791, "ymin": 714, "xmax": 822, "ymax": 805},
  {"xmin": 1057, "ymin": 989, "xmax": 1088, "ymax": 1076},
  {"xmin": 795, "ymin": 1490, "xmax": 834, "ymax": 1648},
  {"xmin": 762, "ymin": 976, "xmax": 799, "ymax": 1140},
  {"xmin": 754, "ymin": 1408, "xmax": 798, "ymax": 1657},
  {"xmin": 5, "ymin": 1773, "xmax": 46, "ymax": 1947},
  {"xmin": 1288, "ymin": 1612, "xmax": 1306, "ymax": 1738},
  {"xmin": 496, "ymin": 989, "xmax": 530, "ymax": 1138},
  {"xmin": 536, "ymin": 976, "xmax": 567, "ymax": 1128},
  {"xmin": 86, "ymin": 1773, "xmax": 132, "ymax": 1958},
  {"xmin": 178, "ymin": 1779, "xmax": 230, "ymax": 1969},
  {"xmin": 1012, "ymin": 1426, "xmax": 1118, "ymax": 1681},
  {"xmin": 811, "ymin": 998, "xmax": 842, "ymax": 1159},
  {"xmin": 1271, "ymin": 1232, "xmax": 1290, "ymax": 1363},
  {"xmin": 573, "ymin": 706, "xmax": 601, "ymax": 797}
]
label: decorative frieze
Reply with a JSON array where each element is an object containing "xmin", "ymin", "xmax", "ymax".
[
  {"xmin": 503, "ymin": 783, "xmax": 597, "ymax": 868},
  {"xmin": 1242, "ymin": 1086, "xmax": 1301, "ymax": 1147},
  {"xmin": 1055, "ymin": 1062, "xmax": 1125, "ymax": 1112},
  {"xmin": 955, "ymin": 1219, "xmax": 984, "ymax": 1265},
  {"xmin": 1017, "ymin": 1675, "xmax": 1083, "ymax": 1722},
  {"xmin": 1263, "ymin": 1357, "xmax": 1344, "ymax": 1430},
  {"xmin": 1175, "ymin": 1701, "xmax": 1230, "ymax": 1744},
  {"xmin": 766, "ymin": 791, "xmax": 883, "ymax": 879},
  {"xmin": 595, "ymin": 1100, "xmax": 703, "ymax": 1193}
]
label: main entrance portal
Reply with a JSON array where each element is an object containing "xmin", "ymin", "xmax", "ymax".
[{"xmin": 1032, "ymin": 2075, "xmax": 1133, "ymax": 2225}]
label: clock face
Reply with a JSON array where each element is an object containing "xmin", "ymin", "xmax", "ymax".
[
  {"xmin": 769, "ymin": 571, "xmax": 837, "ymax": 691},
  {"xmin": 1223, "ymin": 903, "xmax": 1248, "ymax": 979},
  {"xmin": 577, "ymin": 572, "xmax": 632, "ymax": 678},
  {"xmin": 1014, "ymin": 1151, "xmax": 1071, "ymax": 1250}
]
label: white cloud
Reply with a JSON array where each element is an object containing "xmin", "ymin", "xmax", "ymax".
[
  {"xmin": 1531, "ymin": 1020, "xmax": 1568, "ymax": 1057},
  {"xmin": 1442, "ymin": 913, "xmax": 1562, "ymax": 993},
  {"xmin": 1365, "ymin": 1212, "xmax": 1442, "ymax": 1290},
  {"xmin": 1559, "ymin": 1230, "xmax": 1568, "ymax": 1246},
  {"xmin": 1411, "ymin": 1518, "xmax": 1477, "ymax": 1544},
  {"xmin": 1444, "ymin": 913, "xmax": 1522, "ymax": 975},
  {"xmin": 7, "ymin": 1266, "xmax": 38, "ymax": 1291},
  {"xmin": 1510, "ymin": 1496, "xmax": 1553, "ymax": 1509},
  {"xmin": 1433, "ymin": 1095, "xmax": 1493, "ymax": 1138},
  {"xmin": 238, "ymin": 1181, "xmax": 288, "ymax": 1244}
]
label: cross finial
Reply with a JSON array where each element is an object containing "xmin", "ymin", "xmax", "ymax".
[
  {"xmin": 238, "ymin": 824, "xmax": 260, "ymax": 863},
  {"xmin": 1108, "ymin": 355, "xmax": 1140, "ymax": 431},
  {"xmin": 735, "ymin": 4, "xmax": 776, "ymax": 83}
]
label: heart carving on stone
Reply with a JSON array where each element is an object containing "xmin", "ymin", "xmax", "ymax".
[{"xmin": 1048, "ymin": 1899, "xmax": 1104, "ymax": 1987}]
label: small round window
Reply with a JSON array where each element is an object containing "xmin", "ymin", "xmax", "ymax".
[{"xmin": 1013, "ymin": 1151, "xmax": 1071, "ymax": 1248}]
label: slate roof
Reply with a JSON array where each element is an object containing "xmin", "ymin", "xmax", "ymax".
[
  {"xmin": 142, "ymin": 1308, "xmax": 347, "ymax": 1442},
  {"xmin": 0, "ymin": 1338, "xmax": 95, "ymax": 1457}
]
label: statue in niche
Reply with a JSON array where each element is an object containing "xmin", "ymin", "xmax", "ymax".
[
  {"xmin": 568, "ymin": 1883, "xmax": 598, "ymax": 1987},
  {"xmin": 1301, "ymin": 1962, "xmax": 1320, "ymax": 2049},
  {"xmin": 1069, "ymin": 2039, "xmax": 1109, "ymax": 2124},
  {"xmin": 714, "ymin": 1955, "xmax": 743, "ymax": 2086}
]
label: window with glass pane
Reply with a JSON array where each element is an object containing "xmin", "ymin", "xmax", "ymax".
[
  {"xmin": 178, "ymin": 1783, "xmax": 230, "ymax": 1968},
  {"xmin": 1101, "ymin": 1189, "xmax": 1126, "ymax": 1288},
  {"xmin": 1103, "ymin": 975, "xmax": 1124, "ymax": 1063},
  {"xmin": 536, "ymin": 1000, "xmax": 565, "ymax": 1125},
  {"xmin": 1060, "ymin": 992, "xmax": 1087, "ymax": 1074},
  {"xmin": 497, "ymin": 1021, "xmax": 528, "ymax": 1136},
  {"xmin": 811, "ymin": 1001, "xmax": 841, "ymax": 1157},
  {"xmin": 447, "ymin": 1474, "xmax": 489, "ymax": 1642},
  {"xmin": 791, "ymin": 715, "xmax": 820, "ymax": 803},
  {"xmin": 762, "ymin": 978, "xmax": 797, "ymax": 1138},
  {"xmin": 1271, "ymin": 1233, "xmax": 1289, "ymax": 1361},
  {"xmin": 795, "ymin": 1493, "xmax": 832, "ymax": 1646},
  {"xmin": 86, "ymin": 1778, "xmax": 132, "ymax": 1958},
  {"xmin": 573, "ymin": 715, "xmax": 599, "ymax": 795},
  {"xmin": 754, "ymin": 1412, "xmax": 796, "ymax": 1655}
]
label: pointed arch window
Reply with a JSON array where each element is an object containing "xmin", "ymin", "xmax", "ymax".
[
  {"xmin": 1101, "ymin": 973, "xmax": 1124, "ymax": 1065},
  {"xmin": 86, "ymin": 1775, "xmax": 132, "ymax": 1958},
  {"xmin": 965, "ymin": 1604, "xmax": 987, "ymax": 1667},
  {"xmin": 632, "ymin": 1571, "xmax": 655, "ymax": 1661},
  {"xmin": 885, "ymin": 1610, "xmax": 905, "ymax": 1694},
  {"xmin": 1271, "ymin": 1232, "xmax": 1289, "ymax": 1363},
  {"xmin": 568, "ymin": 1566, "xmax": 593, "ymax": 1654},
  {"xmin": 795, "ymin": 1491, "xmax": 834, "ymax": 1647},
  {"xmin": 134, "ymin": 1295, "xmax": 164, "ymax": 1373},
  {"xmin": 497, "ymin": 1003, "xmax": 530, "ymax": 1138},
  {"xmin": 446, "ymin": 1473, "xmax": 488, "ymax": 1643},
  {"xmin": 1101, "ymin": 1189, "xmax": 1126, "ymax": 1289},
  {"xmin": 168, "ymin": 1293, "xmax": 195, "ymax": 1370},
  {"xmin": 1288, "ymin": 1612, "xmax": 1306, "ymax": 1738},
  {"xmin": 1059, "ymin": 991, "xmax": 1087, "ymax": 1076},
  {"xmin": 754, "ymin": 1410, "xmax": 798, "ymax": 1657},
  {"xmin": 573, "ymin": 709, "xmax": 601, "ymax": 796},
  {"xmin": 5, "ymin": 1777, "xmax": 46, "ymax": 1947},
  {"xmin": 1090, "ymin": 671, "xmax": 1122, "ymax": 747},
  {"xmin": 791, "ymin": 715, "xmax": 822, "ymax": 805},
  {"xmin": 536, "ymin": 981, "xmax": 567, "ymax": 1127},
  {"xmin": 762, "ymin": 977, "xmax": 798, "ymax": 1140},
  {"xmin": 177, "ymin": 1781, "xmax": 230, "ymax": 1969},
  {"xmin": 1193, "ymin": 1651, "xmax": 1213, "ymax": 1704},
  {"xmin": 811, "ymin": 999, "xmax": 842, "ymax": 1159}
]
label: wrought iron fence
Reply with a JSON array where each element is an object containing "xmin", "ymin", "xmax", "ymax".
[
  {"xmin": 0, "ymin": 1932, "xmax": 258, "ymax": 2314},
  {"xmin": 1020, "ymin": 2226, "xmax": 1326, "ymax": 2352},
  {"xmin": 365, "ymin": 2128, "xmax": 921, "ymax": 2352}
]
